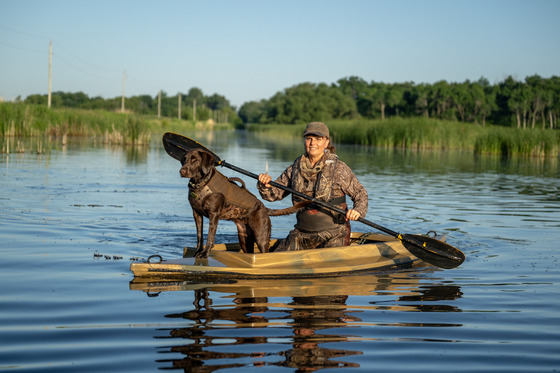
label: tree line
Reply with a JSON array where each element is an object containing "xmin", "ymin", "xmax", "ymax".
[
  {"xmin": 19, "ymin": 74, "xmax": 559, "ymax": 130},
  {"xmin": 238, "ymin": 75, "xmax": 559, "ymax": 129},
  {"xmin": 23, "ymin": 87, "xmax": 239, "ymax": 124}
]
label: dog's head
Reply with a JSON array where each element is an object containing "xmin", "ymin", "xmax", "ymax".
[{"xmin": 179, "ymin": 149, "xmax": 216, "ymax": 179}]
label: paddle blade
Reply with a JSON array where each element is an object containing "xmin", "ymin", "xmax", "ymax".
[
  {"xmin": 162, "ymin": 132, "xmax": 221, "ymax": 163},
  {"xmin": 401, "ymin": 234, "xmax": 465, "ymax": 269}
]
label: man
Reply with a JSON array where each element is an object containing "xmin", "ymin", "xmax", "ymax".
[{"xmin": 257, "ymin": 121, "xmax": 368, "ymax": 251}]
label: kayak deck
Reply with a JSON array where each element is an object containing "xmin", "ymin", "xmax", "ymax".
[{"xmin": 130, "ymin": 232, "xmax": 439, "ymax": 279}]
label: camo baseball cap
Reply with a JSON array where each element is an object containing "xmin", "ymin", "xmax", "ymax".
[{"xmin": 303, "ymin": 122, "xmax": 329, "ymax": 138}]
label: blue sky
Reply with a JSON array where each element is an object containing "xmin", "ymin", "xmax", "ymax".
[{"xmin": 1, "ymin": 0, "xmax": 559, "ymax": 108}]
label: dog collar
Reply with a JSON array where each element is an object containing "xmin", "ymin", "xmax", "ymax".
[{"xmin": 188, "ymin": 169, "xmax": 214, "ymax": 190}]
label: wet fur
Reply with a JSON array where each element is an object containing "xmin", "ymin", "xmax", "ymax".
[{"xmin": 180, "ymin": 149, "xmax": 308, "ymax": 258}]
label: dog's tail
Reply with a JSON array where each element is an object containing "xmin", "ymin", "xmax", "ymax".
[{"xmin": 266, "ymin": 200, "xmax": 312, "ymax": 216}]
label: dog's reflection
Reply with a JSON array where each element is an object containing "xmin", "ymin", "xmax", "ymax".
[{"xmin": 155, "ymin": 289, "xmax": 361, "ymax": 371}]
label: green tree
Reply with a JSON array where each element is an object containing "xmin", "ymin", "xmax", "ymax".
[
  {"xmin": 545, "ymin": 76, "xmax": 560, "ymax": 129},
  {"xmin": 476, "ymin": 78, "xmax": 496, "ymax": 126},
  {"xmin": 450, "ymin": 82, "xmax": 471, "ymax": 122},
  {"xmin": 412, "ymin": 84, "xmax": 430, "ymax": 117},
  {"xmin": 206, "ymin": 93, "xmax": 230, "ymax": 111},
  {"xmin": 337, "ymin": 76, "xmax": 370, "ymax": 118},
  {"xmin": 185, "ymin": 87, "xmax": 205, "ymax": 106},
  {"xmin": 336, "ymin": 76, "xmax": 369, "ymax": 101},
  {"xmin": 513, "ymin": 83, "xmax": 532, "ymax": 129},
  {"xmin": 24, "ymin": 94, "xmax": 47, "ymax": 105},
  {"xmin": 525, "ymin": 75, "xmax": 546, "ymax": 129},
  {"xmin": 370, "ymin": 82, "xmax": 387, "ymax": 120},
  {"xmin": 385, "ymin": 83, "xmax": 405, "ymax": 117},
  {"xmin": 430, "ymin": 80, "xmax": 453, "ymax": 120},
  {"xmin": 328, "ymin": 84, "xmax": 358, "ymax": 119},
  {"xmin": 238, "ymin": 100, "xmax": 266, "ymax": 123}
]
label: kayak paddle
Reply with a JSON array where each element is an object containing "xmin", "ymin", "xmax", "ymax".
[{"xmin": 162, "ymin": 132, "xmax": 465, "ymax": 269}]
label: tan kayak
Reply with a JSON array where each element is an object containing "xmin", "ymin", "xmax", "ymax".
[{"xmin": 130, "ymin": 232, "xmax": 443, "ymax": 279}]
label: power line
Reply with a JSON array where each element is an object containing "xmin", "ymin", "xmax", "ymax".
[
  {"xmin": 1, "ymin": 25, "xmax": 172, "ymax": 99},
  {"xmin": 0, "ymin": 40, "xmax": 45, "ymax": 54},
  {"xmin": 53, "ymin": 41, "xmax": 121, "ymax": 74},
  {"xmin": 126, "ymin": 74, "xmax": 159, "ymax": 95},
  {"xmin": 53, "ymin": 51, "xmax": 117, "ymax": 82},
  {"xmin": 1, "ymin": 24, "xmax": 121, "ymax": 82},
  {"xmin": 0, "ymin": 24, "xmax": 49, "ymax": 40}
]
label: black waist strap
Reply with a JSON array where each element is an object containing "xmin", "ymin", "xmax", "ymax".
[
  {"xmin": 295, "ymin": 195, "xmax": 347, "ymax": 233},
  {"xmin": 307, "ymin": 195, "xmax": 346, "ymax": 212}
]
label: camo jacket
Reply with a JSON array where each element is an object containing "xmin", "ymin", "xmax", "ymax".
[{"xmin": 257, "ymin": 151, "xmax": 368, "ymax": 228}]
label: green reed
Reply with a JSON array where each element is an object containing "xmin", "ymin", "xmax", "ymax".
[
  {"xmin": 0, "ymin": 103, "xmax": 236, "ymax": 154},
  {"xmin": 473, "ymin": 126, "xmax": 559, "ymax": 157},
  {"xmin": 1, "ymin": 103, "xmax": 148, "ymax": 142},
  {"xmin": 328, "ymin": 118, "xmax": 479, "ymax": 150},
  {"xmin": 248, "ymin": 118, "xmax": 559, "ymax": 157},
  {"xmin": 3, "ymin": 103, "xmax": 557, "ymax": 157}
]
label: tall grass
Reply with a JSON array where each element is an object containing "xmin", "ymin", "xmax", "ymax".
[
  {"xmin": 3, "ymin": 103, "xmax": 558, "ymax": 158},
  {"xmin": 248, "ymin": 118, "xmax": 560, "ymax": 157},
  {"xmin": 247, "ymin": 123, "xmax": 304, "ymax": 138},
  {"xmin": 0, "ymin": 103, "xmax": 234, "ymax": 154},
  {"xmin": 329, "ymin": 117, "xmax": 478, "ymax": 150},
  {"xmin": 0, "ymin": 103, "xmax": 151, "ymax": 143},
  {"xmin": 473, "ymin": 127, "xmax": 559, "ymax": 157}
]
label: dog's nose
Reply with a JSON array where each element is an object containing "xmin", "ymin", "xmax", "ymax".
[{"xmin": 180, "ymin": 168, "xmax": 187, "ymax": 178}]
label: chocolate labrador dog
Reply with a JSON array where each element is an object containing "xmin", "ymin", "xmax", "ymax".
[{"xmin": 180, "ymin": 148, "xmax": 308, "ymax": 258}]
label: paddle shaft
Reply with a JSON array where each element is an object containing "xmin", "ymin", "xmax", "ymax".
[{"xmin": 219, "ymin": 160, "xmax": 399, "ymax": 237}]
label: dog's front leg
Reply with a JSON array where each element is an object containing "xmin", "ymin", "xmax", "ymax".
[
  {"xmin": 193, "ymin": 210, "xmax": 204, "ymax": 257},
  {"xmin": 195, "ymin": 194, "xmax": 225, "ymax": 258}
]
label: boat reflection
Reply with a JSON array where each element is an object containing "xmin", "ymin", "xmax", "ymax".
[{"xmin": 130, "ymin": 273, "xmax": 463, "ymax": 371}]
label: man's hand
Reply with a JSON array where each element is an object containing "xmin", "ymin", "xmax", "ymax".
[
  {"xmin": 258, "ymin": 173, "xmax": 272, "ymax": 188},
  {"xmin": 346, "ymin": 209, "xmax": 360, "ymax": 221}
]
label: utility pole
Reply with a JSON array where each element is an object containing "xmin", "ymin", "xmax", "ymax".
[
  {"xmin": 47, "ymin": 40, "xmax": 52, "ymax": 108},
  {"xmin": 178, "ymin": 93, "xmax": 181, "ymax": 119},
  {"xmin": 193, "ymin": 98, "xmax": 196, "ymax": 122},
  {"xmin": 121, "ymin": 70, "xmax": 126, "ymax": 112},
  {"xmin": 158, "ymin": 90, "xmax": 161, "ymax": 118}
]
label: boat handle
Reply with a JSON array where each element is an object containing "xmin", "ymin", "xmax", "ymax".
[{"xmin": 147, "ymin": 254, "xmax": 163, "ymax": 264}]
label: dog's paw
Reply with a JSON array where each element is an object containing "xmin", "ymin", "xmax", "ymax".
[{"xmin": 193, "ymin": 249, "xmax": 209, "ymax": 259}]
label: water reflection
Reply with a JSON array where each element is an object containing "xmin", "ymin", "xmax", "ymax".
[
  {"xmin": 390, "ymin": 285, "xmax": 463, "ymax": 313},
  {"xmin": 124, "ymin": 144, "xmax": 148, "ymax": 164},
  {"xmin": 1, "ymin": 136, "xmax": 151, "ymax": 164},
  {"xmin": 131, "ymin": 274, "xmax": 463, "ymax": 371},
  {"xmin": 159, "ymin": 291, "xmax": 270, "ymax": 371},
  {"xmin": 157, "ymin": 291, "xmax": 361, "ymax": 371},
  {"xmin": 278, "ymin": 295, "xmax": 362, "ymax": 370}
]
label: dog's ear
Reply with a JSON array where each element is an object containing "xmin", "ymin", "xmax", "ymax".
[{"xmin": 200, "ymin": 150, "xmax": 215, "ymax": 174}]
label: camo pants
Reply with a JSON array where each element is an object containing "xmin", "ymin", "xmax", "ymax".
[{"xmin": 272, "ymin": 224, "xmax": 350, "ymax": 252}]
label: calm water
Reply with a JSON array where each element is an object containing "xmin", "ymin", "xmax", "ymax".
[{"xmin": 1, "ymin": 131, "xmax": 559, "ymax": 372}]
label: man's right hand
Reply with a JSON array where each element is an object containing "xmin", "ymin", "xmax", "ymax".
[{"xmin": 258, "ymin": 173, "xmax": 272, "ymax": 188}]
